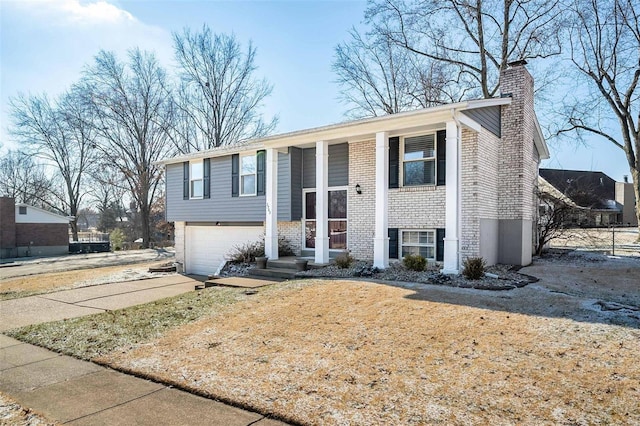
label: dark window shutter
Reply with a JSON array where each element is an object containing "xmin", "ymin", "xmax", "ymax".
[
  {"xmin": 388, "ymin": 228, "xmax": 399, "ymax": 259},
  {"xmin": 436, "ymin": 228, "xmax": 445, "ymax": 261},
  {"xmin": 183, "ymin": 162, "xmax": 189, "ymax": 200},
  {"xmin": 231, "ymin": 154, "xmax": 239, "ymax": 197},
  {"xmin": 389, "ymin": 137, "xmax": 399, "ymax": 189},
  {"xmin": 256, "ymin": 150, "xmax": 266, "ymax": 196},
  {"xmin": 203, "ymin": 158, "xmax": 211, "ymax": 199},
  {"xmin": 437, "ymin": 130, "xmax": 446, "ymax": 186}
]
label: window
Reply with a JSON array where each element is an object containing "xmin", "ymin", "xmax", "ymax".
[
  {"xmin": 18, "ymin": 206, "xmax": 27, "ymax": 215},
  {"xmin": 401, "ymin": 230, "xmax": 435, "ymax": 259},
  {"xmin": 190, "ymin": 160, "xmax": 203, "ymax": 198},
  {"xmin": 403, "ymin": 134, "xmax": 436, "ymax": 186},
  {"xmin": 240, "ymin": 153, "xmax": 257, "ymax": 196}
]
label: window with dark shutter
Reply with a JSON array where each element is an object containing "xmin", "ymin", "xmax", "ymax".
[
  {"xmin": 183, "ymin": 162, "xmax": 189, "ymax": 200},
  {"xmin": 203, "ymin": 158, "xmax": 211, "ymax": 199},
  {"xmin": 231, "ymin": 154, "xmax": 239, "ymax": 197},
  {"xmin": 436, "ymin": 228, "xmax": 445, "ymax": 261},
  {"xmin": 388, "ymin": 228, "xmax": 399, "ymax": 259},
  {"xmin": 256, "ymin": 150, "xmax": 266, "ymax": 196},
  {"xmin": 436, "ymin": 130, "xmax": 446, "ymax": 186},
  {"xmin": 389, "ymin": 137, "xmax": 399, "ymax": 189}
]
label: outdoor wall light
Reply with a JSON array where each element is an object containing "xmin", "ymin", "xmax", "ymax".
[{"xmin": 355, "ymin": 184, "xmax": 362, "ymax": 195}]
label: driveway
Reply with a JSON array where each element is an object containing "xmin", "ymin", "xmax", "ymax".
[
  {"xmin": 0, "ymin": 275, "xmax": 196, "ymax": 332},
  {"xmin": 0, "ymin": 248, "xmax": 175, "ymax": 280}
]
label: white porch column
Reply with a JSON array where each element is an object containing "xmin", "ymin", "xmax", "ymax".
[
  {"xmin": 373, "ymin": 131, "xmax": 389, "ymax": 269},
  {"xmin": 315, "ymin": 141, "xmax": 330, "ymax": 264},
  {"xmin": 442, "ymin": 120, "xmax": 460, "ymax": 274},
  {"xmin": 264, "ymin": 148, "xmax": 279, "ymax": 260}
]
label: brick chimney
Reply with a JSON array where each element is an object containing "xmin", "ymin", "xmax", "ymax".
[{"xmin": 497, "ymin": 61, "xmax": 538, "ymax": 265}]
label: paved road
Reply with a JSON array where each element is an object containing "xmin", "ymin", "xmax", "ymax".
[
  {"xmin": 0, "ymin": 248, "xmax": 175, "ymax": 280},
  {"xmin": 0, "ymin": 274, "xmax": 287, "ymax": 425}
]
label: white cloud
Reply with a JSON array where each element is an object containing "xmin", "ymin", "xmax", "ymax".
[{"xmin": 10, "ymin": 0, "xmax": 137, "ymax": 27}]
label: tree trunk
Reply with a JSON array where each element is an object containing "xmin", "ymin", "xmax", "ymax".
[
  {"xmin": 631, "ymin": 168, "xmax": 640, "ymax": 242},
  {"xmin": 70, "ymin": 219, "xmax": 79, "ymax": 242},
  {"xmin": 140, "ymin": 204, "xmax": 151, "ymax": 249}
]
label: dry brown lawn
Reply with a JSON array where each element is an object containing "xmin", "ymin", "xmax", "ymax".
[
  {"xmin": 98, "ymin": 276, "xmax": 640, "ymax": 425},
  {"xmin": 0, "ymin": 262, "xmax": 167, "ymax": 300}
]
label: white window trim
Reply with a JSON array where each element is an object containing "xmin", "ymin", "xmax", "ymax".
[
  {"xmin": 399, "ymin": 130, "xmax": 440, "ymax": 187},
  {"xmin": 240, "ymin": 152, "xmax": 257, "ymax": 197},
  {"xmin": 400, "ymin": 229, "xmax": 436, "ymax": 260},
  {"xmin": 190, "ymin": 159, "xmax": 204, "ymax": 200},
  {"xmin": 302, "ymin": 186, "xmax": 349, "ymax": 251}
]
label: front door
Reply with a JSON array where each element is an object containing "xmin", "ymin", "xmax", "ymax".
[{"xmin": 303, "ymin": 189, "xmax": 347, "ymax": 250}]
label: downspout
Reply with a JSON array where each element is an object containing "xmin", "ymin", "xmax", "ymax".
[{"xmin": 451, "ymin": 109, "xmax": 463, "ymax": 272}]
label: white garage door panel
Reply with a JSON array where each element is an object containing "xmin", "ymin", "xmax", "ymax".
[{"xmin": 185, "ymin": 226, "xmax": 264, "ymax": 275}]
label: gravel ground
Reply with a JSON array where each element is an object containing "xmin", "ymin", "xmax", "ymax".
[{"xmin": 222, "ymin": 260, "xmax": 534, "ymax": 290}]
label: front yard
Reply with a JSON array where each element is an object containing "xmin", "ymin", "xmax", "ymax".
[{"xmin": 6, "ymin": 253, "xmax": 640, "ymax": 425}]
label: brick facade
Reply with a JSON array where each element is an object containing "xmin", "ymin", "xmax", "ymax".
[
  {"xmin": 348, "ymin": 140, "xmax": 377, "ymax": 259},
  {"xmin": 16, "ymin": 223, "xmax": 69, "ymax": 247},
  {"xmin": 278, "ymin": 221, "xmax": 302, "ymax": 255},
  {"xmin": 0, "ymin": 197, "xmax": 16, "ymax": 249}
]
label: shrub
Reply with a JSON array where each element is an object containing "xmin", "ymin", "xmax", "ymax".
[
  {"xmin": 278, "ymin": 236, "xmax": 296, "ymax": 257},
  {"xmin": 334, "ymin": 252, "xmax": 355, "ymax": 269},
  {"xmin": 403, "ymin": 254, "xmax": 427, "ymax": 271},
  {"xmin": 109, "ymin": 228, "xmax": 126, "ymax": 251},
  {"xmin": 225, "ymin": 235, "xmax": 296, "ymax": 263},
  {"xmin": 226, "ymin": 240, "xmax": 265, "ymax": 263},
  {"xmin": 462, "ymin": 257, "xmax": 486, "ymax": 280}
]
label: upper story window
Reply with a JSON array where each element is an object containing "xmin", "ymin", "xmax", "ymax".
[
  {"xmin": 240, "ymin": 153, "xmax": 257, "ymax": 196},
  {"xmin": 18, "ymin": 206, "xmax": 27, "ymax": 215},
  {"xmin": 402, "ymin": 134, "xmax": 436, "ymax": 186},
  {"xmin": 190, "ymin": 160, "xmax": 203, "ymax": 198}
]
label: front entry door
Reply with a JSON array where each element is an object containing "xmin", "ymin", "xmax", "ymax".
[{"xmin": 303, "ymin": 189, "xmax": 347, "ymax": 250}]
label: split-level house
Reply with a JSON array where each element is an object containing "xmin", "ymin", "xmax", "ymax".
[{"xmin": 157, "ymin": 62, "xmax": 549, "ymax": 276}]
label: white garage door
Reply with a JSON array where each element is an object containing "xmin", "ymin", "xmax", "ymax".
[{"xmin": 185, "ymin": 225, "xmax": 264, "ymax": 275}]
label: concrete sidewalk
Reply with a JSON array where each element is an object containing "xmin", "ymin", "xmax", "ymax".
[
  {"xmin": 0, "ymin": 335, "xmax": 285, "ymax": 425},
  {"xmin": 0, "ymin": 275, "xmax": 199, "ymax": 332},
  {"xmin": 0, "ymin": 275, "xmax": 288, "ymax": 425}
]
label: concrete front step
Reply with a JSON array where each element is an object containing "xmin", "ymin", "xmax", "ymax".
[{"xmin": 249, "ymin": 267, "xmax": 299, "ymax": 280}]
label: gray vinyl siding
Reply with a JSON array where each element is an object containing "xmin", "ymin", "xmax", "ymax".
[
  {"xmin": 302, "ymin": 148, "xmax": 315, "ymax": 189},
  {"xmin": 462, "ymin": 106, "xmax": 501, "ymax": 137},
  {"xmin": 289, "ymin": 147, "xmax": 303, "ymax": 220},
  {"xmin": 166, "ymin": 155, "xmax": 266, "ymax": 222},
  {"xmin": 302, "ymin": 143, "xmax": 349, "ymax": 189},
  {"xmin": 277, "ymin": 152, "xmax": 291, "ymax": 221}
]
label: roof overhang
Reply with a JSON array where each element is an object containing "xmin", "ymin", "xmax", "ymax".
[
  {"xmin": 533, "ymin": 114, "xmax": 550, "ymax": 160},
  {"xmin": 156, "ymin": 97, "xmax": 511, "ymax": 166}
]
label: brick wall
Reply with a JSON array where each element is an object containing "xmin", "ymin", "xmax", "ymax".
[
  {"xmin": 348, "ymin": 140, "xmax": 376, "ymax": 259},
  {"xmin": 278, "ymin": 221, "xmax": 302, "ymax": 255},
  {"xmin": 348, "ymin": 139, "xmax": 447, "ymax": 260},
  {"xmin": 16, "ymin": 223, "xmax": 68, "ymax": 247},
  {"xmin": 174, "ymin": 221, "xmax": 185, "ymax": 264},
  {"xmin": 0, "ymin": 197, "xmax": 16, "ymax": 249},
  {"xmin": 499, "ymin": 65, "xmax": 537, "ymax": 221}
]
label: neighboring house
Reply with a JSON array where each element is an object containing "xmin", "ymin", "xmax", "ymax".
[
  {"xmin": 539, "ymin": 169, "xmax": 637, "ymax": 227},
  {"xmin": 157, "ymin": 61, "xmax": 550, "ymax": 275},
  {"xmin": 0, "ymin": 197, "xmax": 72, "ymax": 259}
]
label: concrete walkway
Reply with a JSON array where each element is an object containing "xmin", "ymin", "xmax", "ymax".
[
  {"xmin": 0, "ymin": 275, "xmax": 287, "ymax": 425},
  {"xmin": 0, "ymin": 275, "xmax": 198, "ymax": 332}
]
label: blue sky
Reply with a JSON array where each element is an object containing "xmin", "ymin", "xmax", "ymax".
[{"xmin": 0, "ymin": 0, "xmax": 633, "ymax": 182}]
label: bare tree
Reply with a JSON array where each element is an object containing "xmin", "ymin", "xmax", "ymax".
[
  {"xmin": 366, "ymin": 0, "xmax": 564, "ymax": 99},
  {"xmin": 0, "ymin": 150, "xmax": 56, "ymax": 207},
  {"xmin": 334, "ymin": 28, "xmax": 458, "ymax": 118},
  {"xmin": 536, "ymin": 188, "xmax": 576, "ymax": 255},
  {"xmin": 560, "ymin": 0, "xmax": 640, "ymax": 236},
  {"xmin": 83, "ymin": 48, "xmax": 174, "ymax": 248},
  {"xmin": 9, "ymin": 87, "xmax": 96, "ymax": 240},
  {"xmin": 172, "ymin": 26, "xmax": 277, "ymax": 152}
]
